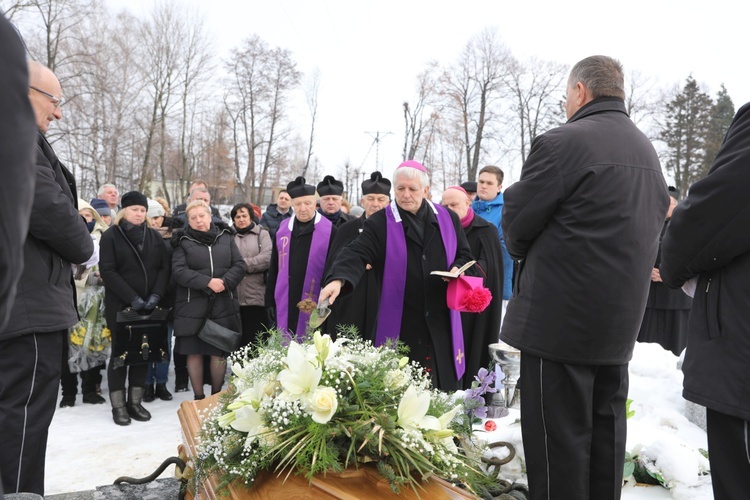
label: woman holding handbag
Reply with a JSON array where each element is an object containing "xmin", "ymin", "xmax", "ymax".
[
  {"xmin": 172, "ymin": 200, "xmax": 245, "ymax": 400},
  {"xmin": 99, "ymin": 191, "xmax": 170, "ymax": 426}
]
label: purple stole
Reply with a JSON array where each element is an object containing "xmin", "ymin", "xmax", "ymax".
[
  {"xmin": 376, "ymin": 201, "xmax": 466, "ymax": 380},
  {"xmin": 274, "ymin": 213, "xmax": 333, "ymax": 338}
]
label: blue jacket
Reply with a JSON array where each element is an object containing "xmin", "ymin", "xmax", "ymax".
[{"xmin": 473, "ymin": 193, "xmax": 513, "ymax": 299}]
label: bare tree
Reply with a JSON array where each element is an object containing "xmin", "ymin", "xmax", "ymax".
[
  {"xmin": 438, "ymin": 28, "xmax": 511, "ymax": 181},
  {"xmin": 226, "ymin": 35, "xmax": 301, "ymax": 203},
  {"xmin": 402, "ymin": 60, "xmax": 442, "ymax": 161},
  {"xmin": 502, "ymin": 56, "xmax": 568, "ymax": 166},
  {"xmin": 301, "ymin": 68, "xmax": 320, "ymax": 179}
]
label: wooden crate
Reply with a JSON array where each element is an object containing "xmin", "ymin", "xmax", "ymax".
[{"xmin": 177, "ymin": 394, "xmax": 476, "ymax": 499}]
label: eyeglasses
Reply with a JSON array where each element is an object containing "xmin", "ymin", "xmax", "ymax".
[{"xmin": 29, "ymin": 86, "xmax": 63, "ymax": 109}]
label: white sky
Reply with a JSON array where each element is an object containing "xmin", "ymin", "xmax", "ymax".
[{"xmin": 107, "ymin": 0, "xmax": 750, "ymax": 185}]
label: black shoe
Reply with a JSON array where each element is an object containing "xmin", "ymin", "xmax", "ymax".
[
  {"xmin": 194, "ymin": 394, "xmax": 205, "ymax": 400},
  {"xmin": 59, "ymin": 395, "xmax": 75, "ymax": 408},
  {"xmin": 174, "ymin": 374, "xmax": 189, "ymax": 393},
  {"xmin": 155, "ymin": 383, "xmax": 173, "ymax": 401},
  {"xmin": 113, "ymin": 407, "xmax": 131, "ymax": 425},
  {"xmin": 82, "ymin": 393, "xmax": 106, "ymax": 404},
  {"xmin": 127, "ymin": 386, "xmax": 152, "ymax": 421},
  {"xmin": 143, "ymin": 384, "xmax": 155, "ymax": 403},
  {"xmin": 111, "ymin": 390, "xmax": 131, "ymax": 426}
]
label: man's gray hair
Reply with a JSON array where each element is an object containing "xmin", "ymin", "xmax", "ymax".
[
  {"xmin": 98, "ymin": 183, "xmax": 118, "ymax": 196},
  {"xmin": 393, "ymin": 166, "xmax": 430, "ymax": 190},
  {"xmin": 568, "ymin": 55, "xmax": 625, "ymax": 100}
]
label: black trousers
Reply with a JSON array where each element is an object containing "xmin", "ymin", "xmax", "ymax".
[
  {"xmin": 520, "ymin": 352, "xmax": 628, "ymax": 500},
  {"xmin": 60, "ymin": 336, "xmax": 103, "ymax": 397},
  {"xmin": 707, "ymin": 408, "xmax": 750, "ymax": 500},
  {"xmin": 0, "ymin": 331, "xmax": 63, "ymax": 495},
  {"xmin": 239, "ymin": 305, "xmax": 268, "ymax": 348}
]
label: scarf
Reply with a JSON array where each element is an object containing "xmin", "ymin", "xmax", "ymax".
[
  {"xmin": 460, "ymin": 207, "xmax": 475, "ymax": 229},
  {"xmin": 377, "ymin": 200, "xmax": 466, "ymax": 380},
  {"xmin": 234, "ymin": 223, "xmax": 255, "ymax": 235},
  {"xmin": 274, "ymin": 213, "xmax": 333, "ymax": 338},
  {"xmin": 318, "ymin": 208, "xmax": 342, "ymax": 225},
  {"xmin": 185, "ymin": 224, "xmax": 220, "ymax": 246},
  {"xmin": 119, "ymin": 219, "xmax": 146, "ymax": 253}
]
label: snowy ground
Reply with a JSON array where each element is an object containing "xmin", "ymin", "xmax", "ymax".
[{"xmin": 45, "ymin": 342, "xmax": 713, "ymax": 498}]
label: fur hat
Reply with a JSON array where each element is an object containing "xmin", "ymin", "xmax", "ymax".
[{"xmin": 120, "ymin": 191, "xmax": 148, "ymax": 209}]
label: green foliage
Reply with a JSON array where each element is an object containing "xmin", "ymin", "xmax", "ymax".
[
  {"xmin": 195, "ymin": 328, "xmax": 491, "ymax": 494},
  {"xmin": 625, "ymin": 399, "xmax": 635, "ymax": 419}
]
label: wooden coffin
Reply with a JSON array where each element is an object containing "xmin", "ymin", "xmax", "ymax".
[{"xmin": 178, "ymin": 394, "xmax": 476, "ymax": 499}]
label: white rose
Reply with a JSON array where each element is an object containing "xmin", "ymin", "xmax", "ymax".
[
  {"xmin": 383, "ymin": 369, "xmax": 409, "ymax": 390},
  {"xmin": 308, "ymin": 386, "xmax": 338, "ymax": 424}
]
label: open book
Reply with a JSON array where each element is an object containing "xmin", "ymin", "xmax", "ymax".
[{"xmin": 430, "ymin": 260, "xmax": 476, "ymax": 278}]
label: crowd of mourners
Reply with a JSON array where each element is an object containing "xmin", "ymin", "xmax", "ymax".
[{"xmin": 2, "ymin": 18, "xmax": 748, "ymax": 499}]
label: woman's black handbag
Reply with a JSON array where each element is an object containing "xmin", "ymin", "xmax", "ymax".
[
  {"xmin": 198, "ymin": 294, "xmax": 241, "ymax": 353},
  {"xmin": 113, "ymin": 306, "xmax": 170, "ymax": 368}
]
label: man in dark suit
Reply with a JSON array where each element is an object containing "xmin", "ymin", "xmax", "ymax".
[
  {"xmin": 0, "ymin": 59, "xmax": 95, "ymax": 496},
  {"xmin": 500, "ymin": 55, "xmax": 668, "ymax": 499}
]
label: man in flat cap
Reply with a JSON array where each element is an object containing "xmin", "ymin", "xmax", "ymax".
[
  {"xmin": 317, "ymin": 175, "xmax": 352, "ymax": 228},
  {"xmin": 266, "ymin": 177, "xmax": 337, "ymax": 337},
  {"xmin": 324, "ymin": 172, "xmax": 391, "ymax": 340}
]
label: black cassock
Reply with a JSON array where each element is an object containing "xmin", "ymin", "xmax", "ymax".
[
  {"xmin": 461, "ymin": 215, "xmax": 504, "ymax": 389},
  {"xmin": 324, "ymin": 216, "xmax": 381, "ymax": 340},
  {"xmin": 325, "ymin": 200, "xmax": 473, "ymax": 391},
  {"xmin": 266, "ymin": 217, "xmax": 337, "ymax": 333}
]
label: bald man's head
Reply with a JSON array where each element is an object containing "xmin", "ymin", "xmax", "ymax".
[{"xmin": 27, "ymin": 60, "xmax": 62, "ymax": 134}]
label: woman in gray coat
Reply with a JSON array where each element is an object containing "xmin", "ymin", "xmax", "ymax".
[{"xmin": 231, "ymin": 203, "xmax": 272, "ymax": 347}]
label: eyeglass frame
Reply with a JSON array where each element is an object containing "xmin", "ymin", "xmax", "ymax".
[{"xmin": 29, "ymin": 86, "xmax": 63, "ymax": 109}]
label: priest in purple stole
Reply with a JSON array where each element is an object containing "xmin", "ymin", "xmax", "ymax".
[
  {"xmin": 320, "ymin": 162, "xmax": 474, "ymax": 391},
  {"xmin": 265, "ymin": 177, "xmax": 337, "ymax": 338}
]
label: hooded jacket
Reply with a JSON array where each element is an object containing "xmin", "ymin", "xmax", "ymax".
[{"xmin": 473, "ymin": 192, "xmax": 513, "ymax": 299}]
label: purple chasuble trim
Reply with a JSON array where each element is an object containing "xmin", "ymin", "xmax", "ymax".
[
  {"xmin": 377, "ymin": 201, "xmax": 466, "ymax": 380},
  {"xmin": 275, "ymin": 213, "xmax": 333, "ymax": 339}
]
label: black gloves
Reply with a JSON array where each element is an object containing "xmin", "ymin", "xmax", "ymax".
[
  {"xmin": 266, "ymin": 307, "xmax": 276, "ymax": 327},
  {"xmin": 144, "ymin": 294, "xmax": 161, "ymax": 311},
  {"xmin": 131, "ymin": 296, "xmax": 146, "ymax": 311}
]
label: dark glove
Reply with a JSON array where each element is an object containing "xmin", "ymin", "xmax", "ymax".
[
  {"xmin": 266, "ymin": 307, "xmax": 276, "ymax": 327},
  {"xmin": 144, "ymin": 294, "xmax": 160, "ymax": 311},
  {"xmin": 131, "ymin": 296, "xmax": 147, "ymax": 311}
]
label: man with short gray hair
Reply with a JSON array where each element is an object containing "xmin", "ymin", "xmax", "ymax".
[
  {"xmin": 500, "ymin": 55, "xmax": 668, "ymax": 499},
  {"xmin": 97, "ymin": 182, "xmax": 119, "ymax": 217}
]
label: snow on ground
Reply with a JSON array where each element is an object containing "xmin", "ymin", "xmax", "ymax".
[{"xmin": 45, "ymin": 343, "xmax": 713, "ymax": 498}]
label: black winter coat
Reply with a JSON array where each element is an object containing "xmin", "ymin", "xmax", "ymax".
[
  {"xmin": 0, "ymin": 16, "xmax": 36, "ymax": 333},
  {"xmin": 325, "ymin": 200, "xmax": 473, "ymax": 391},
  {"xmin": 172, "ymin": 227, "xmax": 246, "ymax": 337},
  {"xmin": 500, "ymin": 98, "xmax": 668, "ymax": 365},
  {"xmin": 660, "ymin": 102, "xmax": 750, "ymax": 422},
  {"xmin": 260, "ymin": 204, "xmax": 292, "ymax": 238},
  {"xmin": 99, "ymin": 221, "xmax": 171, "ymax": 330},
  {"xmin": 3, "ymin": 132, "xmax": 94, "ymax": 339}
]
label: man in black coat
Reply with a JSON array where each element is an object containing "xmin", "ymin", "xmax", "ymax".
[
  {"xmin": 441, "ymin": 186, "xmax": 503, "ymax": 389},
  {"xmin": 0, "ymin": 60, "xmax": 96, "ymax": 496},
  {"xmin": 500, "ymin": 56, "xmax": 668, "ymax": 500},
  {"xmin": 660, "ymin": 102, "xmax": 750, "ymax": 500},
  {"xmin": 266, "ymin": 177, "xmax": 337, "ymax": 338},
  {"xmin": 0, "ymin": 14, "xmax": 36, "ymax": 333},
  {"xmin": 260, "ymin": 189, "xmax": 293, "ymax": 238},
  {"xmin": 317, "ymin": 175, "xmax": 352, "ymax": 228},
  {"xmin": 324, "ymin": 172, "xmax": 391, "ymax": 340},
  {"xmin": 321, "ymin": 161, "xmax": 474, "ymax": 391}
]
